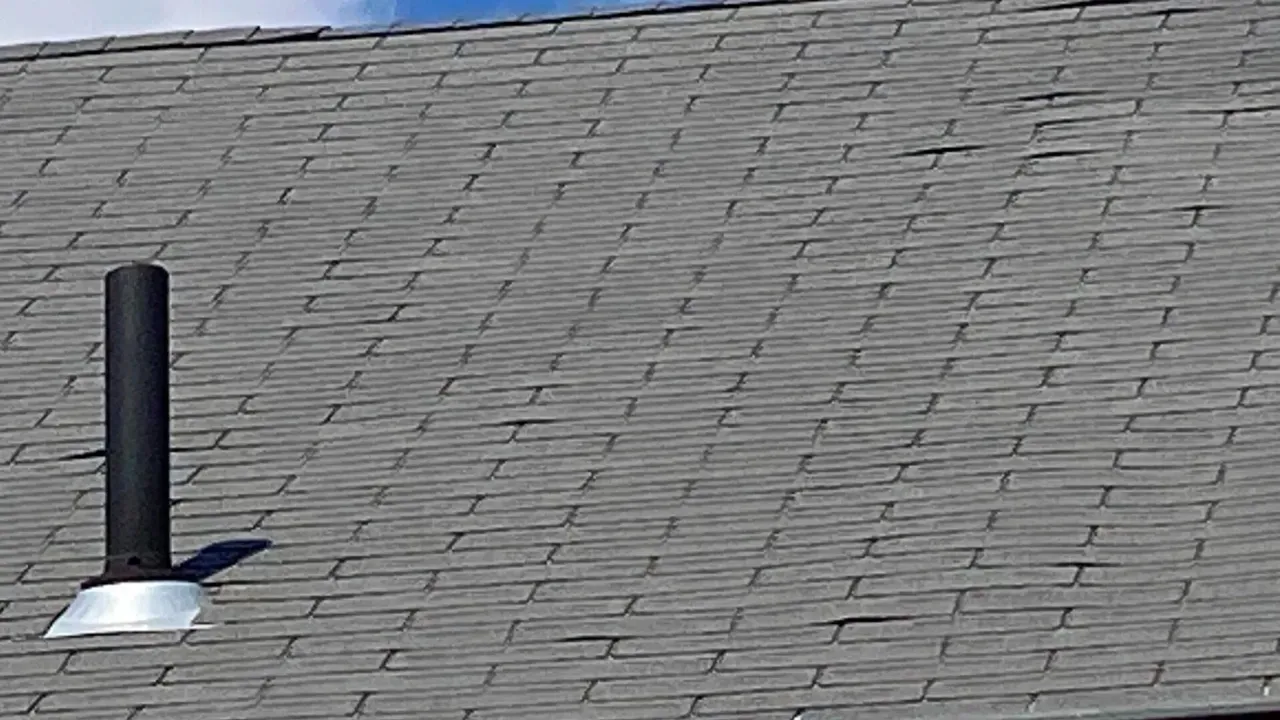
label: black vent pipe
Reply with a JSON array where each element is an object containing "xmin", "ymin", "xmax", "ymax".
[{"xmin": 83, "ymin": 262, "xmax": 176, "ymax": 589}]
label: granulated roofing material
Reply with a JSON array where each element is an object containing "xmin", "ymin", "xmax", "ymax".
[{"xmin": 2, "ymin": 0, "xmax": 1280, "ymax": 717}]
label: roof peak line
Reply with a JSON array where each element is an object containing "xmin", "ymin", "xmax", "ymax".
[{"xmin": 0, "ymin": 0, "xmax": 801, "ymax": 64}]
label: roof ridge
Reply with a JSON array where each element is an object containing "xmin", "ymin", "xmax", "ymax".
[{"xmin": 0, "ymin": 0, "xmax": 793, "ymax": 63}]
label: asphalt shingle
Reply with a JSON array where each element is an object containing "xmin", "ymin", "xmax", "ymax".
[{"xmin": 2, "ymin": 0, "xmax": 1280, "ymax": 717}]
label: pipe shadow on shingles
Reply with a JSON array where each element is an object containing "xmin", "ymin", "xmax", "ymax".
[{"xmin": 175, "ymin": 538, "xmax": 272, "ymax": 583}]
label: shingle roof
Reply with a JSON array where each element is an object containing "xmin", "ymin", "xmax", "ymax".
[{"xmin": 2, "ymin": 0, "xmax": 1280, "ymax": 717}]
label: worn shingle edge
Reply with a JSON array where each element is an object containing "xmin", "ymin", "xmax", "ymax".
[
  {"xmin": 1035, "ymin": 700, "xmax": 1280, "ymax": 720},
  {"xmin": 0, "ymin": 0, "xmax": 776, "ymax": 62}
]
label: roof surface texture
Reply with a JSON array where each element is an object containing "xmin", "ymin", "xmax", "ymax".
[{"xmin": 1, "ymin": 0, "xmax": 1279, "ymax": 718}]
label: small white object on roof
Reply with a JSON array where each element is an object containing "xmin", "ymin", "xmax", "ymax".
[{"xmin": 43, "ymin": 580, "xmax": 209, "ymax": 639}]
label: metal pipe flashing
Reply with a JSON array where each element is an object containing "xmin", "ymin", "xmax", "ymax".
[{"xmin": 44, "ymin": 262, "xmax": 206, "ymax": 639}]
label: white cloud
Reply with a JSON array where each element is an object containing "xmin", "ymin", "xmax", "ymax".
[{"xmin": 0, "ymin": 0, "xmax": 395, "ymax": 47}]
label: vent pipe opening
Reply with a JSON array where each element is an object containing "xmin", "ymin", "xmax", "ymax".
[
  {"xmin": 45, "ymin": 262, "xmax": 207, "ymax": 639},
  {"xmin": 95, "ymin": 262, "xmax": 174, "ymax": 586}
]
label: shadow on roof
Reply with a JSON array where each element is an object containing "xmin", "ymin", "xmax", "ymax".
[{"xmin": 174, "ymin": 538, "xmax": 272, "ymax": 583}]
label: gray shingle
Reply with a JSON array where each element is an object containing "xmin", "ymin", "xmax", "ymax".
[{"xmin": 1, "ymin": 0, "xmax": 1279, "ymax": 717}]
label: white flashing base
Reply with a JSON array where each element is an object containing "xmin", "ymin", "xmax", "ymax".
[{"xmin": 44, "ymin": 580, "xmax": 209, "ymax": 639}]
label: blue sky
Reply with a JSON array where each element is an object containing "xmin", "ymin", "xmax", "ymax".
[
  {"xmin": 0, "ymin": 0, "xmax": 663, "ymax": 48},
  {"xmin": 383, "ymin": 0, "xmax": 627, "ymax": 24}
]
